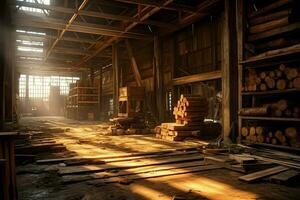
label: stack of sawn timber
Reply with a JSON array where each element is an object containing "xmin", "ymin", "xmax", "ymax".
[{"xmin": 156, "ymin": 95, "xmax": 208, "ymax": 141}]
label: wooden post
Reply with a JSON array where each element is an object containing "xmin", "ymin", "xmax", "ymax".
[
  {"xmin": 98, "ymin": 66, "xmax": 102, "ymax": 120},
  {"xmin": 0, "ymin": 0, "xmax": 12, "ymax": 129},
  {"xmin": 0, "ymin": 132, "xmax": 19, "ymax": 200},
  {"xmin": 222, "ymin": 0, "xmax": 238, "ymax": 143},
  {"xmin": 125, "ymin": 39, "xmax": 142, "ymax": 87},
  {"xmin": 170, "ymin": 38, "xmax": 176, "ymax": 121},
  {"xmin": 236, "ymin": 0, "xmax": 245, "ymax": 144},
  {"xmin": 154, "ymin": 35, "xmax": 165, "ymax": 121},
  {"xmin": 112, "ymin": 43, "xmax": 119, "ymax": 115}
]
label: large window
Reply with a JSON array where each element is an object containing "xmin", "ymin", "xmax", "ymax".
[
  {"xmin": 17, "ymin": 0, "xmax": 50, "ymax": 14},
  {"xmin": 19, "ymin": 74, "xmax": 80, "ymax": 101},
  {"xmin": 19, "ymin": 74, "xmax": 27, "ymax": 98},
  {"xmin": 16, "ymin": 30, "xmax": 45, "ymax": 55}
]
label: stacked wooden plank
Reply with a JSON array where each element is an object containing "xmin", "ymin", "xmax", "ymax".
[
  {"xmin": 244, "ymin": 65, "xmax": 300, "ymax": 92},
  {"xmin": 241, "ymin": 126, "xmax": 300, "ymax": 148},
  {"xmin": 173, "ymin": 95, "xmax": 208, "ymax": 125},
  {"xmin": 156, "ymin": 95, "xmax": 208, "ymax": 141}
]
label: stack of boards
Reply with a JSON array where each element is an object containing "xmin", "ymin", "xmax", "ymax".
[
  {"xmin": 156, "ymin": 123, "xmax": 202, "ymax": 141},
  {"xmin": 156, "ymin": 95, "xmax": 208, "ymax": 141}
]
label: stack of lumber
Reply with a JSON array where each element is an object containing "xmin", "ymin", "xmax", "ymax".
[
  {"xmin": 156, "ymin": 123, "xmax": 201, "ymax": 141},
  {"xmin": 173, "ymin": 95, "xmax": 208, "ymax": 125},
  {"xmin": 156, "ymin": 95, "xmax": 208, "ymax": 141},
  {"xmin": 239, "ymin": 99, "xmax": 300, "ymax": 118},
  {"xmin": 244, "ymin": 65, "xmax": 300, "ymax": 92},
  {"xmin": 247, "ymin": 0, "xmax": 300, "ymax": 51},
  {"xmin": 241, "ymin": 126, "xmax": 300, "ymax": 148}
]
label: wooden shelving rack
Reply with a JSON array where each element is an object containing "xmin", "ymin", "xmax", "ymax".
[
  {"xmin": 237, "ymin": 0, "xmax": 300, "ymax": 151},
  {"xmin": 65, "ymin": 85, "xmax": 99, "ymax": 120}
]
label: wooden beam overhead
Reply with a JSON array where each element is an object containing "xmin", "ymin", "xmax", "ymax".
[
  {"xmin": 16, "ymin": 60, "xmax": 88, "ymax": 71},
  {"xmin": 13, "ymin": 1, "xmax": 176, "ymax": 28},
  {"xmin": 179, "ymin": 0, "xmax": 221, "ymax": 25},
  {"xmin": 111, "ymin": 0, "xmax": 197, "ymax": 13},
  {"xmin": 14, "ymin": 14, "xmax": 153, "ymax": 40},
  {"xmin": 16, "ymin": 32, "xmax": 96, "ymax": 44},
  {"xmin": 125, "ymin": 39, "xmax": 142, "ymax": 86},
  {"xmin": 76, "ymin": 0, "xmax": 174, "ymax": 67},
  {"xmin": 45, "ymin": 0, "xmax": 89, "ymax": 60}
]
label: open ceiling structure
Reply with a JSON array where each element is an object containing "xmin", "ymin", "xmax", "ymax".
[{"xmin": 12, "ymin": 0, "xmax": 221, "ymax": 74}]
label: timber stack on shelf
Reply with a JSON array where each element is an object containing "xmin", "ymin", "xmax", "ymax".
[
  {"xmin": 65, "ymin": 80, "xmax": 99, "ymax": 120},
  {"xmin": 238, "ymin": 0, "xmax": 300, "ymax": 150},
  {"xmin": 156, "ymin": 95, "xmax": 208, "ymax": 141}
]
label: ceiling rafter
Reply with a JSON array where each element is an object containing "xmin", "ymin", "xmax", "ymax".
[
  {"xmin": 76, "ymin": 0, "xmax": 174, "ymax": 67},
  {"xmin": 14, "ymin": 14, "xmax": 153, "ymax": 40},
  {"xmin": 13, "ymin": 1, "xmax": 176, "ymax": 29},
  {"xmin": 16, "ymin": 32, "xmax": 96, "ymax": 44},
  {"xmin": 109, "ymin": 0, "xmax": 197, "ymax": 13},
  {"xmin": 44, "ymin": 0, "xmax": 90, "ymax": 61}
]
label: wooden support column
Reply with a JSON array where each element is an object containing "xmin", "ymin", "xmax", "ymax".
[
  {"xmin": 125, "ymin": 39, "xmax": 142, "ymax": 87},
  {"xmin": 154, "ymin": 35, "xmax": 165, "ymax": 121},
  {"xmin": 222, "ymin": 0, "xmax": 238, "ymax": 143},
  {"xmin": 236, "ymin": 0, "xmax": 245, "ymax": 143},
  {"xmin": 0, "ymin": 0, "xmax": 12, "ymax": 129},
  {"xmin": 98, "ymin": 66, "xmax": 103, "ymax": 119},
  {"xmin": 112, "ymin": 43, "xmax": 119, "ymax": 115}
]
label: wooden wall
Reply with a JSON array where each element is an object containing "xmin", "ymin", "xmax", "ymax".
[{"xmin": 94, "ymin": 10, "xmax": 225, "ymax": 122}]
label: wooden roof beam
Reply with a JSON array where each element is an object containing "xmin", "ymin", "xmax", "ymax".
[
  {"xmin": 111, "ymin": 0, "xmax": 197, "ymax": 13},
  {"xmin": 76, "ymin": 0, "xmax": 174, "ymax": 67},
  {"xmin": 45, "ymin": 0, "xmax": 90, "ymax": 61},
  {"xmin": 13, "ymin": 1, "xmax": 176, "ymax": 29},
  {"xmin": 16, "ymin": 32, "xmax": 96, "ymax": 44},
  {"xmin": 14, "ymin": 15, "xmax": 152, "ymax": 40}
]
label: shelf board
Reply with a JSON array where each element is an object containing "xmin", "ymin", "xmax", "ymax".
[
  {"xmin": 240, "ymin": 43, "xmax": 300, "ymax": 65},
  {"xmin": 248, "ymin": 22, "xmax": 300, "ymax": 42},
  {"xmin": 242, "ymin": 88, "xmax": 300, "ymax": 95},
  {"xmin": 239, "ymin": 116, "xmax": 300, "ymax": 122}
]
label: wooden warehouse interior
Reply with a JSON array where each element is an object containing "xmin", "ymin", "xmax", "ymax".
[{"xmin": 1, "ymin": 0, "xmax": 300, "ymax": 199}]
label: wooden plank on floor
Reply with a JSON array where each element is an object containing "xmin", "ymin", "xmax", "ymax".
[
  {"xmin": 64, "ymin": 150, "xmax": 200, "ymax": 166},
  {"xmin": 238, "ymin": 166, "xmax": 289, "ymax": 182},
  {"xmin": 87, "ymin": 164, "xmax": 222, "ymax": 185},
  {"xmin": 205, "ymin": 156, "xmax": 246, "ymax": 173},
  {"xmin": 36, "ymin": 147, "xmax": 198, "ymax": 164},
  {"xmin": 269, "ymin": 170, "xmax": 300, "ymax": 185},
  {"xmin": 229, "ymin": 154, "xmax": 256, "ymax": 164},
  {"xmin": 62, "ymin": 160, "xmax": 207, "ymax": 184},
  {"xmin": 58, "ymin": 155, "xmax": 204, "ymax": 175}
]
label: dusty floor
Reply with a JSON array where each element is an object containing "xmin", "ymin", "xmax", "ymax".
[{"xmin": 16, "ymin": 116, "xmax": 300, "ymax": 200}]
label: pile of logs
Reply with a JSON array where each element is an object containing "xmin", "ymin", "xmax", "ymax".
[
  {"xmin": 239, "ymin": 99, "xmax": 300, "ymax": 118},
  {"xmin": 245, "ymin": 64, "xmax": 300, "ymax": 92},
  {"xmin": 173, "ymin": 95, "xmax": 208, "ymax": 125},
  {"xmin": 247, "ymin": 0, "xmax": 300, "ymax": 52},
  {"xmin": 241, "ymin": 126, "xmax": 300, "ymax": 148}
]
